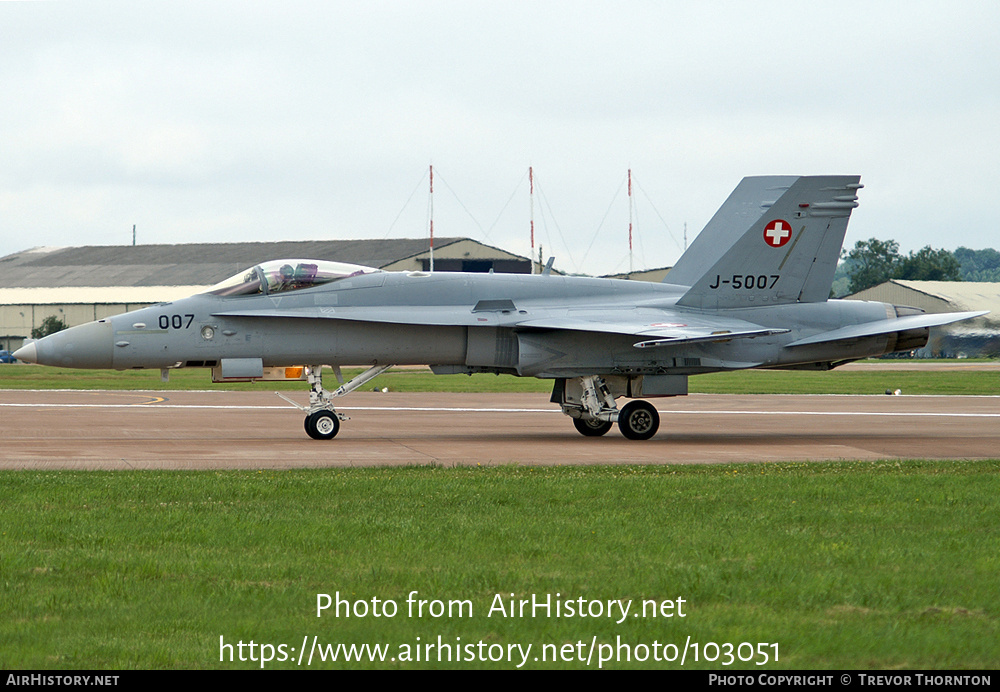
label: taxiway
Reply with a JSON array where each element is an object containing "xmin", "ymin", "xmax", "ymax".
[{"xmin": 1, "ymin": 390, "xmax": 998, "ymax": 469}]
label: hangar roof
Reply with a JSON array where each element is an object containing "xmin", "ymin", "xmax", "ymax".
[
  {"xmin": 0, "ymin": 238, "xmax": 511, "ymax": 289},
  {"xmin": 0, "ymin": 286, "xmax": 205, "ymax": 305},
  {"xmin": 846, "ymin": 279, "xmax": 1000, "ymax": 328},
  {"xmin": 602, "ymin": 266, "xmax": 673, "ymax": 282}
]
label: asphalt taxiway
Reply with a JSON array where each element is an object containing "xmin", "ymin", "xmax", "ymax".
[{"xmin": 1, "ymin": 390, "xmax": 998, "ymax": 469}]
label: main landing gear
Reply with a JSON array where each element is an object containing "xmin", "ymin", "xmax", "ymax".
[
  {"xmin": 558, "ymin": 375, "xmax": 661, "ymax": 440},
  {"xmin": 278, "ymin": 364, "xmax": 394, "ymax": 440},
  {"xmin": 617, "ymin": 400, "xmax": 660, "ymax": 441}
]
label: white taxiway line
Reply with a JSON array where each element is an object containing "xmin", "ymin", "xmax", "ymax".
[
  {"xmin": 1, "ymin": 402, "xmax": 999, "ymax": 418},
  {"xmin": 0, "ymin": 402, "xmax": 552, "ymax": 412}
]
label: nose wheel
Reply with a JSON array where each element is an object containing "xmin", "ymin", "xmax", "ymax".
[
  {"xmin": 305, "ymin": 410, "xmax": 341, "ymax": 440},
  {"xmin": 277, "ymin": 363, "xmax": 394, "ymax": 440}
]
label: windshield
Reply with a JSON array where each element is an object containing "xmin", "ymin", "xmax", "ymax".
[{"xmin": 205, "ymin": 259, "xmax": 382, "ymax": 296}]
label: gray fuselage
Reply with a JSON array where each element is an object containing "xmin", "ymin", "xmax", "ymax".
[{"xmin": 31, "ymin": 270, "xmax": 913, "ymax": 378}]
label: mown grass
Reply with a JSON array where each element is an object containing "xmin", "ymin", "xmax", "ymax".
[
  {"xmin": 2, "ymin": 363, "xmax": 999, "ymax": 395},
  {"xmin": 2, "ymin": 462, "xmax": 998, "ymax": 669},
  {"xmin": 690, "ymin": 368, "xmax": 1000, "ymax": 395}
]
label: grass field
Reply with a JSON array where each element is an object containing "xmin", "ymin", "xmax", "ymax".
[
  {"xmin": 2, "ymin": 362, "xmax": 999, "ymax": 395},
  {"xmin": 3, "ymin": 363, "xmax": 998, "ymax": 669},
  {"xmin": 2, "ymin": 462, "xmax": 998, "ymax": 669}
]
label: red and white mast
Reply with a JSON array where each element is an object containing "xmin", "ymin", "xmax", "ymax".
[
  {"xmin": 529, "ymin": 166, "xmax": 536, "ymax": 274},
  {"xmin": 428, "ymin": 164, "xmax": 435, "ymax": 272},
  {"xmin": 628, "ymin": 168, "xmax": 634, "ymax": 278}
]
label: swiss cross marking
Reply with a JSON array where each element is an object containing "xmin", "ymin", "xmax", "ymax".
[{"xmin": 763, "ymin": 219, "xmax": 793, "ymax": 247}]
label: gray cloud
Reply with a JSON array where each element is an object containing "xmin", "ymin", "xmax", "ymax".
[{"xmin": 2, "ymin": 0, "xmax": 998, "ymax": 275}]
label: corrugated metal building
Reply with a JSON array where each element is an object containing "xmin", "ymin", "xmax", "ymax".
[
  {"xmin": 846, "ymin": 280, "xmax": 1000, "ymax": 356},
  {"xmin": 602, "ymin": 266, "xmax": 673, "ymax": 282},
  {"xmin": 0, "ymin": 238, "xmax": 530, "ymax": 351}
]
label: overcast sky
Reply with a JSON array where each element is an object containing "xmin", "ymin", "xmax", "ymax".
[{"xmin": 2, "ymin": 0, "xmax": 998, "ymax": 276}]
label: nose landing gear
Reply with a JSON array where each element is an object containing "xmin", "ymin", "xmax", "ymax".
[{"xmin": 277, "ymin": 363, "xmax": 394, "ymax": 439}]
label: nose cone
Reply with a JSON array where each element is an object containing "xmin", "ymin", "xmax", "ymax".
[
  {"xmin": 13, "ymin": 342, "xmax": 37, "ymax": 363},
  {"xmin": 18, "ymin": 320, "xmax": 115, "ymax": 368}
]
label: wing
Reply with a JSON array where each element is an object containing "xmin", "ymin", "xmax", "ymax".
[
  {"xmin": 516, "ymin": 310, "xmax": 787, "ymax": 347},
  {"xmin": 212, "ymin": 305, "xmax": 786, "ymax": 348}
]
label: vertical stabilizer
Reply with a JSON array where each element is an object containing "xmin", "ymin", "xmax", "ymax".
[
  {"xmin": 676, "ymin": 175, "xmax": 861, "ymax": 309},
  {"xmin": 665, "ymin": 176, "xmax": 799, "ymax": 286}
]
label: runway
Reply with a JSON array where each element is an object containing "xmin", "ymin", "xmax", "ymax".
[{"xmin": 2, "ymin": 389, "xmax": 999, "ymax": 469}]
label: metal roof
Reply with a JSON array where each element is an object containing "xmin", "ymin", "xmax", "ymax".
[
  {"xmin": 846, "ymin": 279, "xmax": 1000, "ymax": 329},
  {"xmin": 0, "ymin": 286, "xmax": 206, "ymax": 305},
  {"xmin": 0, "ymin": 238, "xmax": 471, "ymax": 288}
]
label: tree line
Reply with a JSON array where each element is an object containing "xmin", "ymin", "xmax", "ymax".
[{"xmin": 834, "ymin": 240, "xmax": 1000, "ymax": 296}]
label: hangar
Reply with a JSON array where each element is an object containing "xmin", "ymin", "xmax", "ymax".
[
  {"xmin": 603, "ymin": 266, "xmax": 673, "ymax": 282},
  {"xmin": 0, "ymin": 238, "xmax": 530, "ymax": 352},
  {"xmin": 846, "ymin": 279, "xmax": 1000, "ymax": 357}
]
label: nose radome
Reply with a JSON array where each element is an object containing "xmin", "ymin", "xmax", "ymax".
[
  {"xmin": 12, "ymin": 342, "xmax": 37, "ymax": 363},
  {"xmin": 23, "ymin": 320, "xmax": 115, "ymax": 369}
]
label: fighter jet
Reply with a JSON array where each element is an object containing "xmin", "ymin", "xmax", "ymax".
[{"xmin": 15, "ymin": 175, "xmax": 985, "ymax": 440}]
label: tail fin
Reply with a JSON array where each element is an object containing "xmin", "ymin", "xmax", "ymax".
[
  {"xmin": 665, "ymin": 176, "xmax": 798, "ymax": 286},
  {"xmin": 676, "ymin": 175, "xmax": 862, "ymax": 309}
]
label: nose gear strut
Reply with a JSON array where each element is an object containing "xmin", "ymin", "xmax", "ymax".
[{"xmin": 276, "ymin": 363, "xmax": 394, "ymax": 439}]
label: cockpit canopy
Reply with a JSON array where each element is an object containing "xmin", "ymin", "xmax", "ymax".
[{"xmin": 204, "ymin": 259, "xmax": 382, "ymax": 297}]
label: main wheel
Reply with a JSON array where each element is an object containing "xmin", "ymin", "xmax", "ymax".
[
  {"xmin": 573, "ymin": 417, "xmax": 613, "ymax": 437},
  {"xmin": 618, "ymin": 400, "xmax": 659, "ymax": 440},
  {"xmin": 305, "ymin": 411, "xmax": 340, "ymax": 440}
]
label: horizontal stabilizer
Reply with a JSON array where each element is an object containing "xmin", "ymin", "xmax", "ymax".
[{"xmin": 785, "ymin": 311, "xmax": 988, "ymax": 348}]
